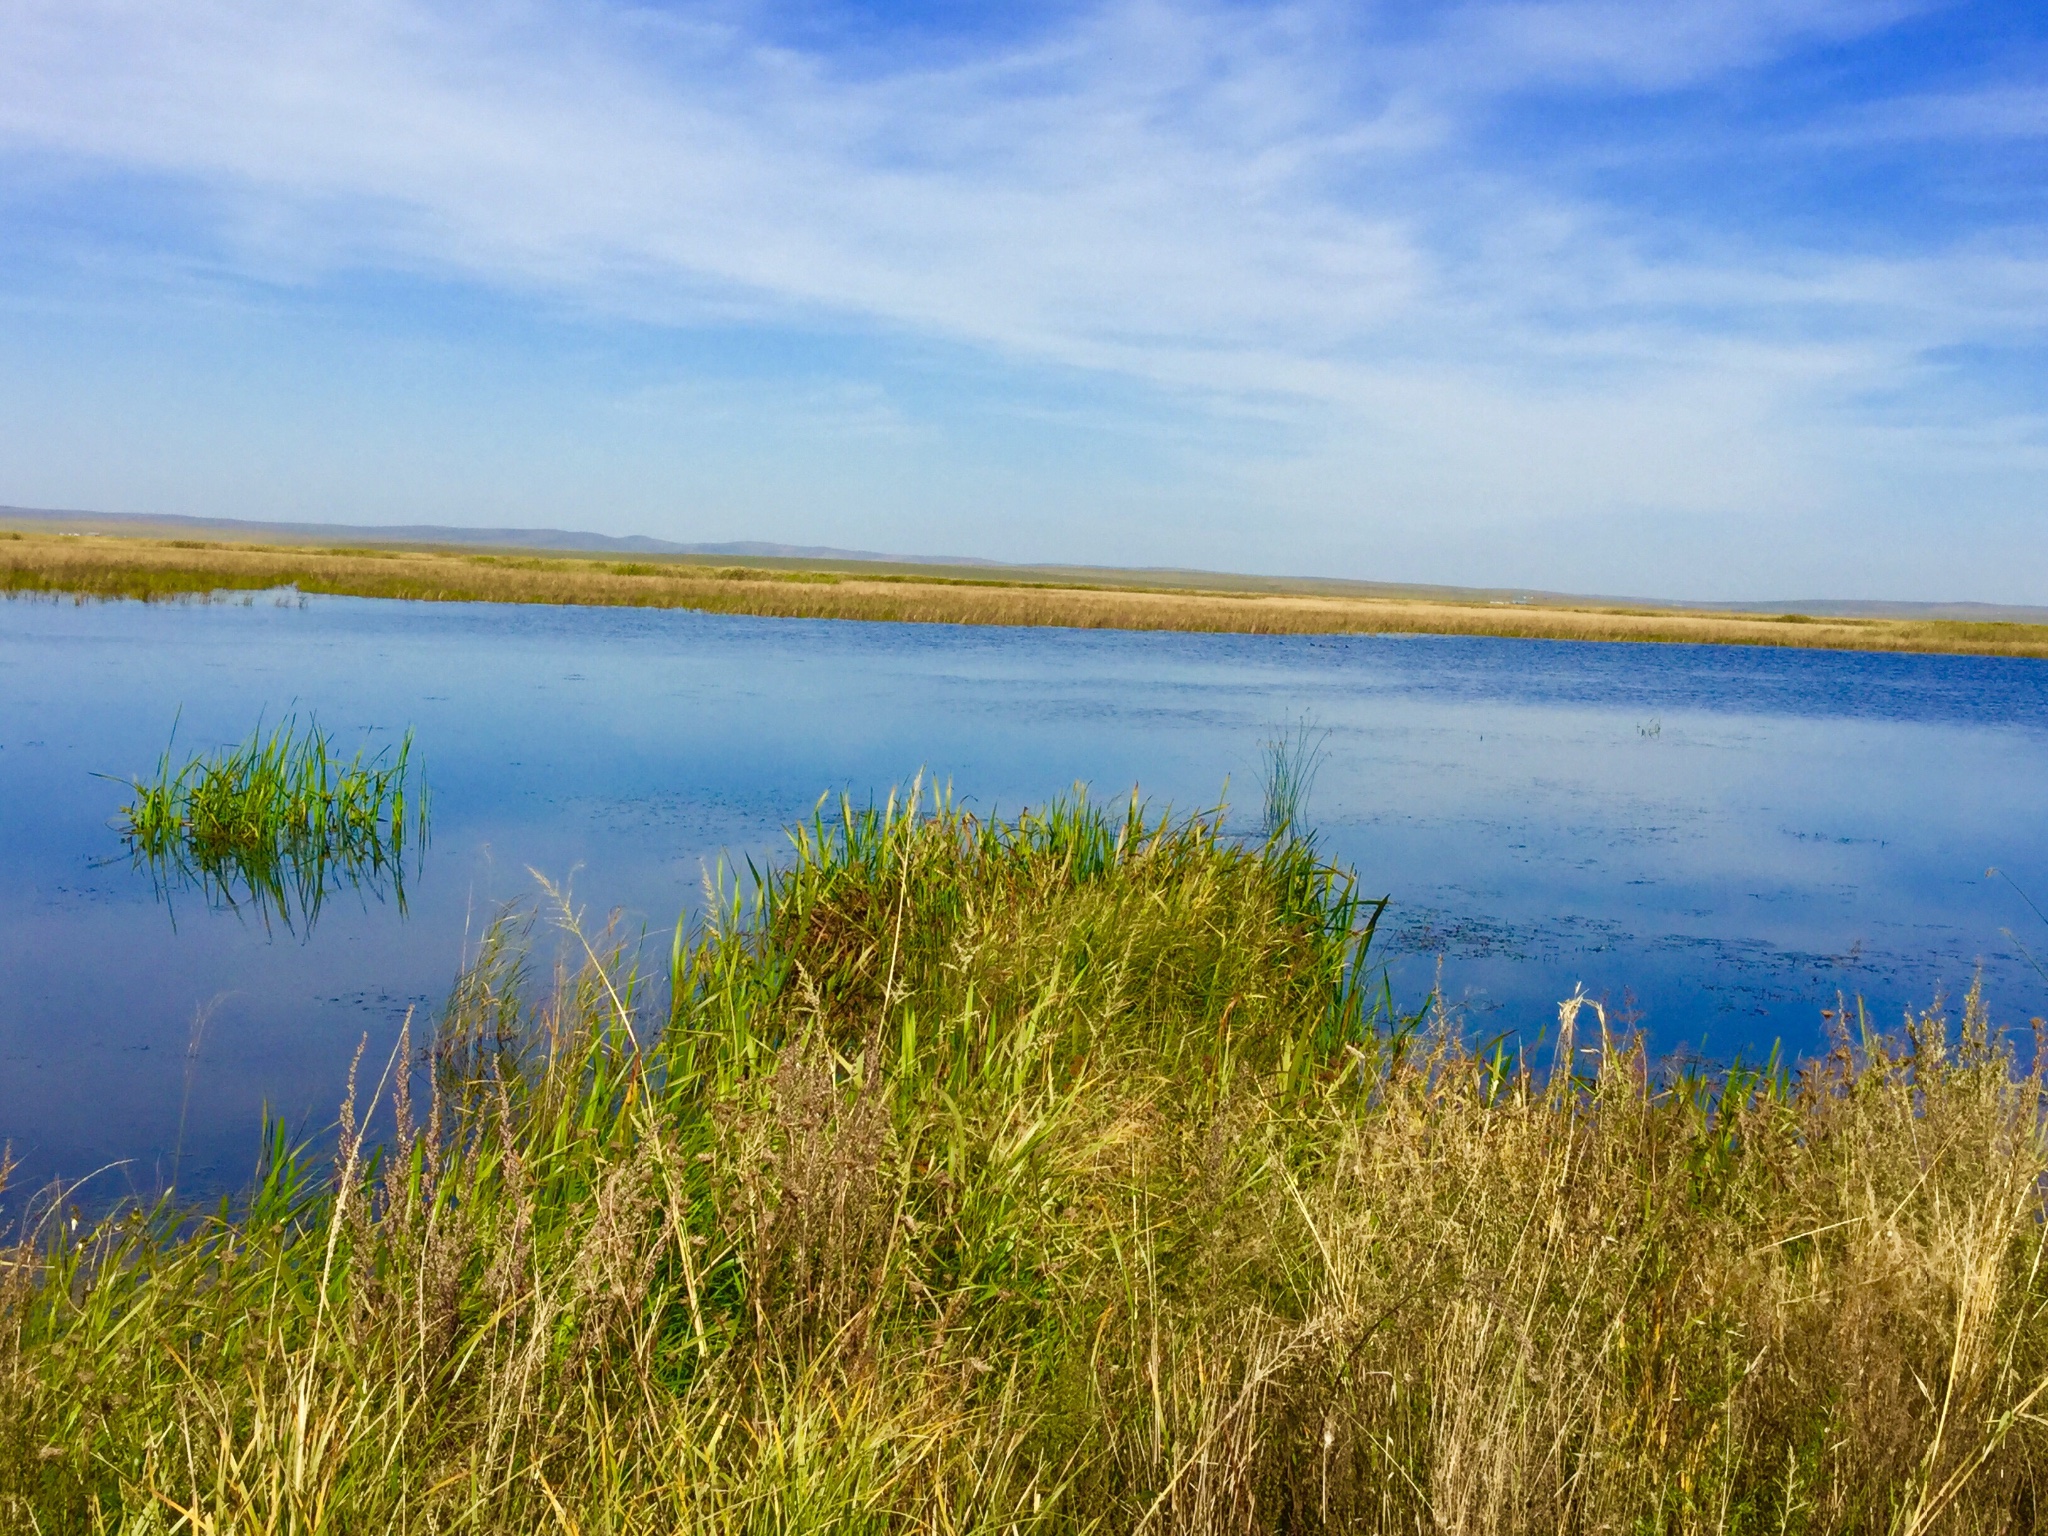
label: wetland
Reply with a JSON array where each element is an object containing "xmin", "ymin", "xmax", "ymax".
[{"xmin": 4, "ymin": 590, "xmax": 2048, "ymax": 1531}]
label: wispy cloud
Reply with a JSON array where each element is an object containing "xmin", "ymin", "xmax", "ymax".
[
  {"xmin": 1432, "ymin": 0, "xmax": 1929, "ymax": 90},
  {"xmin": 1844, "ymin": 82, "xmax": 2048, "ymax": 142},
  {"xmin": 0, "ymin": 0, "xmax": 2042, "ymax": 596}
]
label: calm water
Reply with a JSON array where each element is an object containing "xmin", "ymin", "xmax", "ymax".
[{"xmin": 4, "ymin": 595, "xmax": 2047, "ymax": 1201}]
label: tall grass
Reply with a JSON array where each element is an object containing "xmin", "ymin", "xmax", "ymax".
[
  {"xmin": 5, "ymin": 784, "xmax": 2047, "ymax": 1532},
  {"xmin": 114, "ymin": 715, "xmax": 427, "ymax": 930}
]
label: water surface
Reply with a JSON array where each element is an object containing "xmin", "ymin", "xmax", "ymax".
[{"xmin": 4, "ymin": 595, "xmax": 2046, "ymax": 1200}]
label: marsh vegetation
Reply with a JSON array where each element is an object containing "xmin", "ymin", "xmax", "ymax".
[
  {"xmin": 113, "ymin": 715, "xmax": 427, "ymax": 931},
  {"xmin": 8, "ymin": 529, "xmax": 2048, "ymax": 657},
  {"xmin": 1258, "ymin": 716, "xmax": 1329, "ymax": 838},
  {"xmin": 4, "ymin": 786, "xmax": 2046, "ymax": 1532}
]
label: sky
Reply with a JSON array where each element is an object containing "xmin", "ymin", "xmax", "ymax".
[{"xmin": 1, "ymin": 0, "xmax": 2045, "ymax": 601}]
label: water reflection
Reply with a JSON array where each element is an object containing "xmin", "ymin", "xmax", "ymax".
[
  {"xmin": 109, "ymin": 716, "xmax": 427, "ymax": 935},
  {"xmin": 4, "ymin": 596, "xmax": 2046, "ymax": 1200}
]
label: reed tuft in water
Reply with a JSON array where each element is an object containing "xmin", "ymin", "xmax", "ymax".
[
  {"xmin": 1259, "ymin": 715, "xmax": 1330, "ymax": 839},
  {"xmin": 5, "ymin": 784, "xmax": 2047, "ymax": 1532},
  {"xmin": 113, "ymin": 714, "xmax": 427, "ymax": 929}
]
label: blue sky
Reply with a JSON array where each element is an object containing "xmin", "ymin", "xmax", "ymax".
[{"xmin": 1, "ymin": 0, "xmax": 2045, "ymax": 600}]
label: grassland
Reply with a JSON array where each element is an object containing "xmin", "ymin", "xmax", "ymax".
[
  {"xmin": 6, "ymin": 528, "xmax": 2047, "ymax": 658},
  {"xmin": 5, "ymin": 787, "xmax": 2045, "ymax": 1532}
]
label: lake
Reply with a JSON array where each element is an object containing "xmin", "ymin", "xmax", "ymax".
[{"xmin": 4, "ymin": 593, "xmax": 2046, "ymax": 1202}]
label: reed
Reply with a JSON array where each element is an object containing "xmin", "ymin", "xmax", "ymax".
[
  {"xmin": 3, "ymin": 786, "xmax": 2046, "ymax": 1533},
  {"xmin": 1259, "ymin": 716, "xmax": 1329, "ymax": 838},
  {"xmin": 114, "ymin": 715, "xmax": 427, "ymax": 929},
  {"xmin": 8, "ymin": 529, "xmax": 2048, "ymax": 659}
]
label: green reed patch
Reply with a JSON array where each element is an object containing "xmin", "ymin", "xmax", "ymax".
[
  {"xmin": 112, "ymin": 715, "xmax": 427, "ymax": 930},
  {"xmin": 1259, "ymin": 714, "xmax": 1329, "ymax": 838},
  {"xmin": 5, "ymin": 785, "xmax": 2046, "ymax": 1533}
]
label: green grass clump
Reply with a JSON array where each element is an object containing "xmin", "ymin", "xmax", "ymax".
[
  {"xmin": 1259, "ymin": 716, "xmax": 1329, "ymax": 838},
  {"xmin": 114, "ymin": 715, "xmax": 427, "ymax": 930},
  {"xmin": 4, "ymin": 785, "xmax": 2047, "ymax": 1532}
]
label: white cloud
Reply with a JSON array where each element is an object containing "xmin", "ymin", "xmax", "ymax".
[
  {"xmin": 1848, "ymin": 82, "xmax": 2048, "ymax": 142},
  {"xmin": 0, "ymin": 0, "xmax": 1946, "ymax": 358},
  {"xmin": 0, "ymin": 0, "xmax": 2041, "ymax": 597},
  {"xmin": 1435, "ymin": 0, "xmax": 1928, "ymax": 91}
]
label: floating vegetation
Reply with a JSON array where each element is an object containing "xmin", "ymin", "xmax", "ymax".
[{"xmin": 112, "ymin": 715, "xmax": 428, "ymax": 931}]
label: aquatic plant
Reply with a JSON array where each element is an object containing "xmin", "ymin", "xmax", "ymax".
[
  {"xmin": 4, "ymin": 786, "xmax": 2046, "ymax": 1532},
  {"xmin": 1259, "ymin": 713, "xmax": 1329, "ymax": 838},
  {"xmin": 113, "ymin": 714, "xmax": 427, "ymax": 930}
]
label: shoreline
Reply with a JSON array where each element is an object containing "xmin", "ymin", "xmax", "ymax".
[
  {"xmin": 7, "ymin": 528, "xmax": 2048, "ymax": 658},
  {"xmin": 12, "ymin": 791, "xmax": 2047, "ymax": 1528}
]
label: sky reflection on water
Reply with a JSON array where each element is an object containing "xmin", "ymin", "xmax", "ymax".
[{"xmin": 3, "ymin": 595, "xmax": 2046, "ymax": 1200}]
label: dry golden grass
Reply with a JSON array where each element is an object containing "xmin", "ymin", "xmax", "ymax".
[{"xmin": 6, "ymin": 528, "xmax": 2048, "ymax": 658}]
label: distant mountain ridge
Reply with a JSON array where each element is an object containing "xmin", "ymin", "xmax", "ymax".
[
  {"xmin": 0, "ymin": 505, "xmax": 996, "ymax": 567},
  {"xmin": 4, "ymin": 504, "xmax": 2044, "ymax": 624}
]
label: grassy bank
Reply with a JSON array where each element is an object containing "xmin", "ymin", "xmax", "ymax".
[
  {"xmin": 5, "ymin": 788, "xmax": 2046, "ymax": 1532},
  {"xmin": 7, "ymin": 529, "xmax": 2048, "ymax": 657}
]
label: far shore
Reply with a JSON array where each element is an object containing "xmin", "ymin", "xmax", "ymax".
[{"xmin": 5, "ymin": 525, "xmax": 2046, "ymax": 659}]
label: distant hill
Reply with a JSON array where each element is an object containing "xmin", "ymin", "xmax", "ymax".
[
  {"xmin": 0, "ymin": 506, "xmax": 997, "ymax": 567},
  {"xmin": 4, "ymin": 503, "xmax": 2043, "ymax": 624}
]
